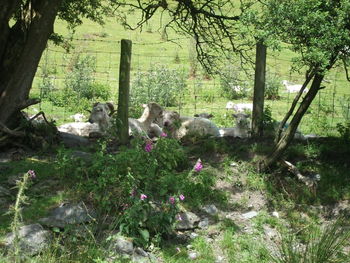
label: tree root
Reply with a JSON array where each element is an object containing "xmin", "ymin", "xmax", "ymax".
[{"xmin": 281, "ymin": 160, "xmax": 316, "ymax": 187}]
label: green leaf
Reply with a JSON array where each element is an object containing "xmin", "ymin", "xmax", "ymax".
[{"xmin": 139, "ymin": 229, "xmax": 150, "ymax": 242}]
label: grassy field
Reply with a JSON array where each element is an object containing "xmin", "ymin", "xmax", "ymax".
[
  {"xmin": 1, "ymin": 10, "xmax": 350, "ymax": 262},
  {"xmin": 27, "ymin": 10, "xmax": 350, "ymax": 135}
]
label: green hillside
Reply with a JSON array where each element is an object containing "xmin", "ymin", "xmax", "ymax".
[{"xmin": 28, "ymin": 13, "xmax": 350, "ymax": 135}]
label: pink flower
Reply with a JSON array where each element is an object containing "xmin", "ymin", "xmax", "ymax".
[
  {"xmin": 179, "ymin": 194, "xmax": 185, "ymax": 201},
  {"xmin": 160, "ymin": 132, "xmax": 167, "ymax": 137},
  {"xmin": 176, "ymin": 247, "xmax": 181, "ymax": 253},
  {"xmin": 140, "ymin": 194, "xmax": 148, "ymax": 200},
  {"xmin": 169, "ymin": 196, "xmax": 175, "ymax": 204},
  {"xmin": 27, "ymin": 170, "xmax": 36, "ymax": 179},
  {"xmin": 144, "ymin": 141, "xmax": 153, "ymax": 152},
  {"xmin": 194, "ymin": 159, "xmax": 203, "ymax": 172}
]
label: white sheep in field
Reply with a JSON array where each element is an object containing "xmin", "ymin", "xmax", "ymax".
[
  {"xmin": 226, "ymin": 101, "xmax": 253, "ymax": 113},
  {"xmin": 162, "ymin": 111, "xmax": 220, "ymax": 140},
  {"xmin": 282, "ymin": 80, "xmax": 308, "ymax": 93},
  {"xmin": 88, "ymin": 102, "xmax": 164, "ymax": 138},
  {"xmin": 70, "ymin": 113, "xmax": 86, "ymax": 122},
  {"xmin": 219, "ymin": 113, "xmax": 251, "ymax": 138}
]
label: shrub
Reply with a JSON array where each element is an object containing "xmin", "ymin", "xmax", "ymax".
[
  {"xmin": 265, "ymin": 73, "xmax": 281, "ymax": 100},
  {"xmin": 218, "ymin": 64, "xmax": 250, "ymax": 99},
  {"xmin": 57, "ymin": 136, "xmax": 226, "ymax": 248},
  {"xmin": 57, "ymin": 137, "xmax": 188, "ymax": 247},
  {"xmin": 130, "ymin": 64, "xmax": 187, "ymax": 111},
  {"xmin": 336, "ymin": 122, "xmax": 350, "ymax": 141},
  {"xmin": 48, "ymin": 54, "xmax": 111, "ymax": 112}
]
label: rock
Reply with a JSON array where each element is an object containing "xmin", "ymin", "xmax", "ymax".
[
  {"xmin": 272, "ymin": 211, "xmax": 279, "ymax": 218},
  {"xmin": 132, "ymin": 247, "xmax": 152, "ymax": 263},
  {"xmin": 230, "ymin": 162, "xmax": 238, "ymax": 167},
  {"xmin": 263, "ymin": 225, "xmax": 278, "ymax": 240},
  {"xmin": 4, "ymin": 224, "xmax": 52, "ymax": 256},
  {"xmin": 188, "ymin": 252, "xmax": 198, "ymax": 260},
  {"xmin": 39, "ymin": 202, "xmax": 96, "ymax": 228},
  {"xmin": 198, "ymin": 218, "xmax": 209, "ymax": 229},
  {"xmin": 0, "ymin": 186, "xmax": 11, "ymax": 197},
  {"xmin": 190, "ymin": 232, "xmax": 199, "ymax": 239},
  {"xmin": 59, "ymin": 132, "xmax": 90, "ymax": 148},
  {"xmin": 202, "ymin": 204, "xmax": 219, "ymax": 215},
  {"xmin": 216, "ymin": 255, "xmax": 225, "ymax": 263},
  {"xmin": 108, "ymin": 235, "xmax": 134, "ymax": 255},
  {"xmin": 175, "ymin": 211, "xmax": 200, "ymax": 230},
  {"xmin": 134, "ymin": 247, "xmax": 148, "ymax": 257},
  {"xmin": 242, "ymin": 211, "xmax": 258, "ymax": 219}
]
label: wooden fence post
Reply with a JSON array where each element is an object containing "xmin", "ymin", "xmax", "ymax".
[
  {"xmin": 252, "ymin": 40, "xmax": 267, "ymax": 137},
  {"xmin": 116, "ymin": 39, "xmax": 132, "ymax": 144}
]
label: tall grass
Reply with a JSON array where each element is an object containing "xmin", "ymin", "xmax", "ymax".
[{"xmin": 272, "ymin": 217, "xmax": 350, "ymax": 263}]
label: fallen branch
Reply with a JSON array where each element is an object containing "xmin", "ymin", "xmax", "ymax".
[{"xmin": 281, "ymin": 160, "xmax": 316, "ymax": 187}]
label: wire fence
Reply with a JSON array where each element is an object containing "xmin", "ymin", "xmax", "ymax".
[{"xmin": 29, "ymin": 38, "xmax": 350, "ymax": 136}]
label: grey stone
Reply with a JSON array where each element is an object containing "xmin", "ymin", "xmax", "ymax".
[
  {"xmin": 216, "ymin": 255, "xmax": 225, "ymax": 263},
  {"xmin": 134, "ymin": 247, "xmax": 148, "ymax": 257},
  {"xmin": 39, "ymin": 202, "xmax": 95, "ymax": 228},
  {"xmin": 59, "ymin": 132, "xmax": 90, "ymax": 148},
  {"xmin": 4, "ymin": 223, "xmax": 52, "ymax": 256},
  {"xmin": 108, "ymin": 235, "xmax": 134, "ymax": 255},
  {"xmin": 242, "ymin": 211, "xmax": 258, "ymax": 219},
  {"xmin": 202, "ymin": 204, "xmax": 219, "ymax": 215},
  {"xmin": 198, "ymin": 217, "xmax": 209, "ymax": 229},
  {"xmin": 0, "ymin": 186, "xmax": 10, "ymax": 197},
  {"xmin": 175, "ymin": 211, "xmax": 200, "ymax": 230},
  {"xmin": 188, "ymin": 252, "xmax": 198, "ymax": 260},
  {"xmin": 190, "ymin": 232, "xmax": 199, "ymax": 239}
]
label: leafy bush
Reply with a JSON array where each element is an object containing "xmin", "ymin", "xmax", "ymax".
[
  {"xmin": 218, "ymin": 64, "xmax": 250, "ymax": 99},
  {"xmin": 57, "ymin": 135, "xmax": 226, "ymax": 248},
  {"xmin": 265, "ymin": 73, "xmax": 281, "ymax": 100},
  {"xmin": 130, "ymin": 64, "xmax": 187, "ymax": 111},
  {"xmin": 58, "ymin": 137, "xmax": 188, "ymax": 247},
  {"xmin": 48, "ymin": 54, "xmax": 111, "ymax": 112},
  {"xmin": 336, "ymin": 122, "xmax": 350, "ymax": 141}
]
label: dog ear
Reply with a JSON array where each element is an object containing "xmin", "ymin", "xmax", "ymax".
[
  {"xmin": 232, "ymin": 114, "xmax": 238, "ymax": 118},
  {"xmin": 93, "ymin": 102, "xmax": 100, "ymax": 107},
  {"xmin": 106, "ymin": 102, "xmax": 116, "ymax": 116},
  {"xmin": 208, "ymin": 114, "xmax": 214, "ymax": 118}
]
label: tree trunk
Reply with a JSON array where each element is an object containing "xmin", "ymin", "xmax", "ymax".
[
  {"xmin": 0, "ymin": 0, "xmax": 62, "ymax": 127},
  {"xmin": 262, "ymin": 73, "xmax": 324, "ymax": 169},
  {"xmin": 252, "ymin": 40, "xmax": 267, "ymax": 137}
]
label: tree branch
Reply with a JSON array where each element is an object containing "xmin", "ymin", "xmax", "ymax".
[{"xmin": 275, "ymin": 71, "xmax": 315, "ymax": 143}]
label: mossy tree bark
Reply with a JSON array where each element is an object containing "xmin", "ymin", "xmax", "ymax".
[{"xmin": 0, "ymin": 0, "xmax": 62, "ymax": 128}]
